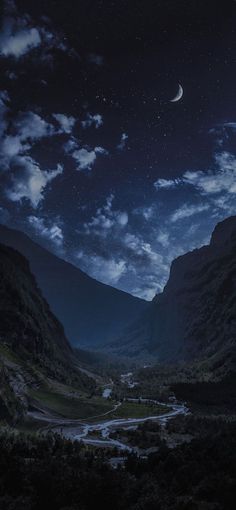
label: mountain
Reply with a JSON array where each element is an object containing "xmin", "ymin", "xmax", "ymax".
[
  {"xmin": 0, "ymin": 224, "xmax": 147, "ymax": 348},
  {"xmin": 112, "ymin": 216, "xmax": 236, "ymax": 371},
  {"xmin": 0, "ymin": 243, "xmax": 95, "ymax": 422}
]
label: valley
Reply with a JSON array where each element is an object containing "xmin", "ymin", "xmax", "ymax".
[
  {"xmin": 26, "ymin": 370, "xmax": 188, "ymax": 453},
  {"xmin": 1, "ymin": 218, "xmax": 236, "ymax": 509}
]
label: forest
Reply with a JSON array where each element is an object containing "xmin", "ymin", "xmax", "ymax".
[{"xmin": 0, "ymin": 417, "xmax": 235, "ymax": 510}]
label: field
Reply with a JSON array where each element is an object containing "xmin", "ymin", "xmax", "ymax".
[
  {"xmin": 29, "ymin": 387, "xmax": 114, "ymax": 420},
  {"xmin": 109, "ymin": 400, "xmax": 169, "ymax": 419}
]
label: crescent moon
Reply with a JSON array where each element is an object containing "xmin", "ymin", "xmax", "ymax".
[{"xmin": 170, "ymin": 83, "xmax": 183, "ymax": 103}]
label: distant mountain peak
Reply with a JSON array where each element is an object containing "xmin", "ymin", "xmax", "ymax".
[{"xmin": 0, "ymin": 223, "xmax": 147, "ymax": 348}]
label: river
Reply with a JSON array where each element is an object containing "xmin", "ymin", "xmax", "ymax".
[
  {"xmin": 52, "ymin": 371, "xmax": 188, "ymax": 451},
  {"xmin": 57, "ymin": 401, "xmax": 188, "ymax": 451}
]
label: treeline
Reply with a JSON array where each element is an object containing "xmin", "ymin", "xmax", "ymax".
[
  {"xmin": 172, "ymin": 372, "xmax": 236, "ymax": 413},
  {"xmin": 0, "ymin": 420, "xmax": 236, "ymax": 509}
]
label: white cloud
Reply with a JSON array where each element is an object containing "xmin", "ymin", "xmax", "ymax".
[
  {"xmin": 134, "ymin": 205, "xmax": 155, "ymax": 221},
  {"xmin": 0, "ymin": 95, "xmax": 68, "ymax": 207},
  {"xmin": 53, "ymin": 113, "xmax": 76, "ymax": 134},
  {"xmin": 64, "ymin": 136, "xmax": 108, "ymax": 170},
  {"xmin": 155, "ymin": 152, "xmax": 236, "ymax": 197},
  {"xmin": 0, "ymin": 18, "xmax": 41, "ymax": 58},
  {"xmin": 6, "ymin": 159, "xmax": 63, "ymax": 207},
  {"xmin": 157, "ymin": 230, "xmax": 170, "ymax": 247},
  {"xmin": 170, "ymin": 203, "xmax": 210, "ymax": 223},
  {"xmin": 117, "ymin": 132, "xmax": 128, "ymax": 151},
  {"xmin": 132, "ymin": 286, "xmax": 157, "ymax": 301},
  {"xmin": 81, "ymin": 255, "xmax": 127, "ymax": 285},
  {"xmin": 0, "ymin": 111, "xmax": 54, "ymax": 169},
  {"xmin": 124, "ymin": 233, "xmax": 162, "ymax": 264},
  {"xmin": 72, "ymin": 146, "xmax": 107, "ymax": 171},
  {"xmin": 72, "ymin": 148, "xmax": 96, "ymax": 170},
  {"xmin": 28, "ymin": 215, "xmax": 63, "ymax": 246},
  {"xmin": 63, "ymin": 137, "xmax": 78, "ymax": 153},
  {"xmin": 183, "ymin": 152, "xmax": 236, "ymax": 194},
  {"xmin": 81, "ymin": 113, "xmax": 103, "ymax": 129},
  {"xmin": 15, "ymin": 111, "xmax": 55, "ymax": 140},
  {"xmin": 0, "ymin": 5, "xmax": 78, "ymax": 64},
  {"xmin": 1, "ymin": 135, "xmax": 28, "ymax": 160},
  {"xmin": 154, "ymin": 177, "xmax": 181, "ymax": 190},
  {"xmin": 83, "ymin": 194, "xmax": 128, "ymax": 236}
]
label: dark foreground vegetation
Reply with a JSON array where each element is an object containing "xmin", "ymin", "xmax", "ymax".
[{"xmin": 0, "ymin": 419, "xmax": 236, "ymax": 510}]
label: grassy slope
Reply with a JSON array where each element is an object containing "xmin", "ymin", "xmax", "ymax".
[
  {"xmin": 29, "ymin": 386, "xmax": 114, "ymax": 420},
  {"xmin": 110, "ymin": 401, "xmax": 169, "ymax": 419}
]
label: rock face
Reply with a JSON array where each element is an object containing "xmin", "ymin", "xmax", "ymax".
[
  {"xmin": 0, "ymin": 224, "xmax": 147, "ymax": 348},
  {"xmin": 113, "ymin": 216, "xmax": 236, "ymax": 368}
]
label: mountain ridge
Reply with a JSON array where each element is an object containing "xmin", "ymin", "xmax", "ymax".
[
  {"xmin": 110, "ymin": 215, "xmax": 236, "ymax": 372},
  {"xmin": 0, "ymin": 224, "xmax": 147, "ymax": 348}
]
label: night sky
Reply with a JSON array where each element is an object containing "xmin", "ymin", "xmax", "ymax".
[{"xmin": 1, "ymin": 0, "xmax": 236, "ymax": 299}]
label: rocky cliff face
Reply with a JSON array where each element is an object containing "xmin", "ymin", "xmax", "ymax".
[{"xmin": 113, "ymin": 216, "xmax": 236, "ymax": 370}]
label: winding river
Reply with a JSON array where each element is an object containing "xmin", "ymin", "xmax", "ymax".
[
  {"xmin": 58, "ymin": 400, "xmax": 188, "ymax": 451},
  {"xmin": 52, "ymin": 372, "xmax": 188, "ymax": 451}
]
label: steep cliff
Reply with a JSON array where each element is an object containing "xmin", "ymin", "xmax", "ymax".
[
  {"xmin": 113, "ymin": 216, "xmax": 236, "ymax": 371},
  {"xmin": 0, "ymin": 243, "xmax": 94, "ymax": 421}
]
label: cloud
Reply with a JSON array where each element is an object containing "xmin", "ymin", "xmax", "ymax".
[
  {"xmin": 72, "ymin": 148, "xmax": 96, "ymax": 170},
  {"xmin": 209, "ymin": 122, "xmax": 236, "ymax": 147},
  {"xmin": 183, "ymin": 152, "xmax": 236, "ymax": 195},
  {"xmin": 133, "ymin": 205, "xmax": 156, "ymax": 221},
  {"xmin": 0, "ymin": 94, "xmax": 72, "ymax": 207},
  {"xmin": 77, "ymin": 253, "xmax": 127, "ymax": 285},
  {"xmin": 75, "ymin": 195, "xmax": 171, "ymax": 299},
  {"xmin": 170, "ymin": 203, "xmax": 210, "ymax": 223},
  {"xmin": 117, "ymin": 132, "xmax": 128, "ymax": 151},
  {"xmin": 64, "ymin": 136, "xmax": 108, "ymax": 171},
  {"xmin": 81, "ymin": 113, "xmax": 103, "ymax": 129},
  {"xmin": 83, "ymin": 194, "xmax": 128, "ymax": 237},
  {"xmin": 0, "ymin": 111, "xmax": 55, "ymax": 169},
  {"xmin": 157, "ymin": 230, "xmax": 170, "ymax": 248},
  {"xmin": 0, "ymin": 107, "xmax": 62, "ymax": 207},
  {"xmin": 15, "ymin": 111, "xmax": 55, "ymax": 141},
  {"xmin": 1, "ymin": 135, "xmax": 27, "ymax": 161},
  {"xmin": 53, "ymin": 113, "xmax": 76, "ymax": 134},
  {"xmin": 155, "ymin": 152, "xmax": 236, "ymax": 197},
  {"xmin": 6, "ymin": 159, "xmax": 63, "ymax": 207},
  {"xmin": 154, "ymin": 177, "xmax": 181, "ymax": 190},
  {"xmin": 28, "ymin": 215, "xmax": 63, "ymax": 246},
  {"xmin": 123, "ymin": 233, "xmax": 162, "ymax": 264},
  {"xmin": 0, "ymin": 17, "xmax": 41, "ymax": 58},
  {"xmin": 0, "ymin": 5, "xmax": 78, "ymax": 64}
]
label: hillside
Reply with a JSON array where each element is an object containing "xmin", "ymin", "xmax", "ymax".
[
  {"xmin": 111, "ymin": 216, "xmax": 236, "ymax": 372},
  {"xmin": 0, "ymin": 243, "xmax": 95, "ymax": 422},
  {"xmin": 0, "ymin": 224, "xmax": 147, "ymax": 349}
]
